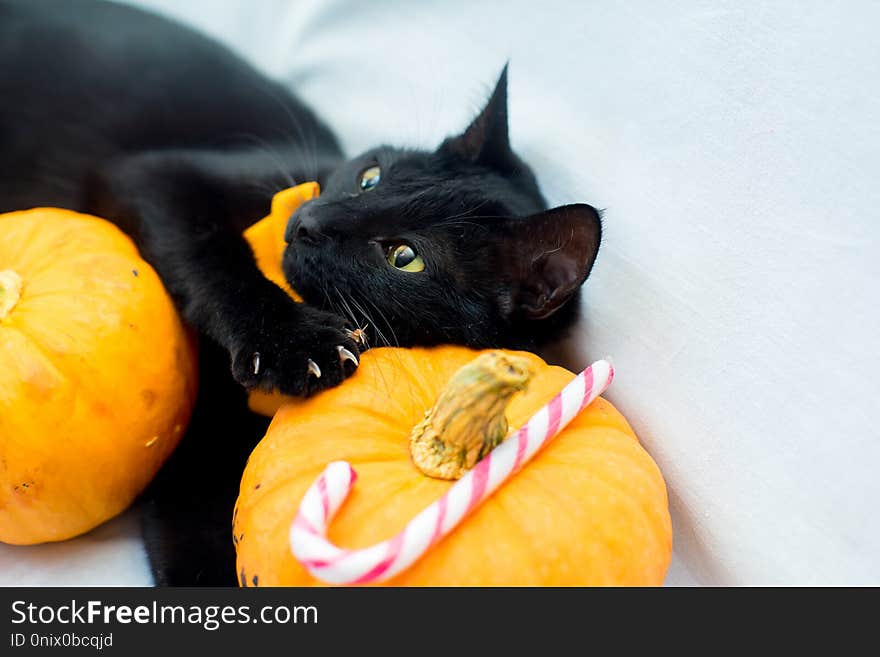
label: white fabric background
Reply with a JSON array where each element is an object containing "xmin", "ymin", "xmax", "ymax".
[{"xmin": 2, "ymin": 0, "xmax": 877, "ymax": 586}]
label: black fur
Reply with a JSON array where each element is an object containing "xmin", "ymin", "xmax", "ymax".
[{"xmin": 0, "ymin": 0, "xmax": 602, "ymax": 585}]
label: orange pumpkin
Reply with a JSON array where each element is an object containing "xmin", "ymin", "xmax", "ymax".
[
  {"xmin": 0, "ymin": 207, "xmax": 198, "ymax": 544},
  {"xmin": 234, "ymin": 346, "xmax": 672, "ymax": 586},
  {"xmin": 242, "ymin": 182, "xmax": 313, "ymax": 417}
]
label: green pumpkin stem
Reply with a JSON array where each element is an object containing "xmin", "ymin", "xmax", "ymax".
[
  {"xmin": 0, "ymin": 270, "xmax": 23, "ymax": 321},
  {"xmin": 409, "ymin": 351, "xmax": 533, "ymax": 480}
]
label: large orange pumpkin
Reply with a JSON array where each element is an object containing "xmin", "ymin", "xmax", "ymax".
[
  {"xmin": 0, "ymin": 207, "xmax": 198, "ymax": 544},
  {"xmin": 234, "ymin": 346, "xmax": 672, "ymax": 586}
]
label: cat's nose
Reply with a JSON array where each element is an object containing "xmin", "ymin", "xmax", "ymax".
[{"xmin": 286, "ymin": 206, "xmax": 325, "ymax": 245}]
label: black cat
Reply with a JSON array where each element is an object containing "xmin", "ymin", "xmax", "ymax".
[{"xmin": 0, "ymin": 0, "xmax": 601, "ymax": 584}]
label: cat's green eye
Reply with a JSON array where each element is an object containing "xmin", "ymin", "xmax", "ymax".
[
  {"xmin": 387, "ymin": 244, "xmax": 425, "ymax": 272},
  {"xmin": 359, "ymin": 165, "xmax": 381, "ymax": 191}
]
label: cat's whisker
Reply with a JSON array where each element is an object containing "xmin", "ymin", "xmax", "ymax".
[
  {"xmin": 357, "ymin": 295, "xmax": 417, "ymax": 410},
  {"xmin": 363, "ymin": 296, "xmax": 399, "ymax": 349},
  {"xmin": 230, "ymin": 132, "xmax": 297, "ymax": 189},
  {"xmin": 249, "ymin": 78, "xmax": 321, "ymax": 181},
  {"xmin": 347, "ymin": 294, "xmax": 390, "ymax": 348},
  {"xmin": 332, "ymin": 285, "xmax": 359, "ymax": 326},
  {"xmin": 333, "ymin": 286, "xmax": 377, "ymax": 351},
  {"xmin": 430, "ymin": 220, "xmax": 487, "ymax": 230},
  {"xmin": 432, "ymin": 214, "xmax": 511, "ymax": 230},
  {"xmin": 433, "ymin": 199, "xmax": 491, "ymax": 225}
]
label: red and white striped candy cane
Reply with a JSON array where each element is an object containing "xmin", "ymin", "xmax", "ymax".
[{"xmin": 289, "ymin": 359, "xmax": 614, "ymax": 585}]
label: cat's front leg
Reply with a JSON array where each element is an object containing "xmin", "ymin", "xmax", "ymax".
[
  {"xmin": 228, "ymin": 290, "xmax": 361, "ymax": 396},
  {"xmin": 88, "ymin": 148, "xmax": 360, "ymax": 395}
]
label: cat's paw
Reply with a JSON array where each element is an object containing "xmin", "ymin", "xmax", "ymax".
[{"xmin": 231, "ymin": 306, "xmax": 361, "ymax": 396}]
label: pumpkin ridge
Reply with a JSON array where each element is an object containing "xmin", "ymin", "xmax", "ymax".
[
  {"xmin": 0, "ymin": 270, "xmax": 23, "ymax": 321},
  {"xmin": 543, "ymin": 431, "xmax": 665, "ymax": 478},
  {"xmin": 243, "ymin": 427, "xmax": 409, "ymax": 478},
  {"xmin": 38, "ymin": 246, "xmax": 144, "ymax": 274},
  {"xmin": 473, "ymin": 494, "xmax": 548, "ymax": 585},
  {"xmin": 525, "ymin": 447, "xmax": 666, "ymax": 509},
  {"xmin": 497, "ymin": 476, "xmax": 611, "ymax": 585},
  {"xmin": 4, "ymin": 317, "xmax": 97, "ymax": 400},
  {"xmin": 332, "ymin": 405, "xmax": 414, "ymax": 440},
  {"xmin": 508, "ymin": 471, "xmax": 623, "ymax": 583},
  {"xmin": 518, "ymin": 453, "xmax": 670, "ymax": 581},
  {"xmin": 1, "ymin": 323, "xmax": 67, "ymax": 387},
  {"xmin": 360, "ymin": 352, "xmax": 427, "ymax": 407},
  {"xmin": 239, "ymin": 453, "xmax": 408, "ymax": 512},
  {"xmin": 532, "ymin": 430, "xmax": 651, "ymax": 467},
  {"xmin": 588, "ymin": 404, "xmax": 640, "ymax": 437},
  {"xmin": 0, "ymin": 216, "xmax": 61, "ymax": 279},
  {"xmin": 10, "ymin": 256, "xmax": 151, "ymax": 306},
  {"xmin": 2, "ymin": 211, "xmax": 139, "ymax": 279},
  {"xmin": 505, "ymin": 464, "xmax": 589, "ymax": 521},
  {"xmin": 345, "ymin": 378, "xmax": 431, "ymax": 427},
  {"xmin": 7, "ymin": 276, "xmax": 181, "ymax": 404}
]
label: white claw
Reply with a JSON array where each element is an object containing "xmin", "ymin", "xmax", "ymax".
[
  {"xmin": 337, "ymin": 345, "xmax": 359, "ymax": 367},
  {"xmin": 307, "ymin": 359, "xmax": 322, "ymax": 379},
  {"xmin": 252, "ymin": 352, "xmax": 261, "ymax": 375}
]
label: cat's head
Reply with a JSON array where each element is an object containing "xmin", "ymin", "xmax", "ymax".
[{"xmin": 282, "ymin": 66, "xmax": 601, "ymax": 350}]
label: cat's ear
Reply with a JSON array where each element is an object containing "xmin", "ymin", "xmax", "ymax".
[
  {"xmin": 440, "ymin": 65, "xmax": 518, "ymax": 172},
  {"xmin": 498, "ymin": 204, "xmax": 602, "ymax": 320}
]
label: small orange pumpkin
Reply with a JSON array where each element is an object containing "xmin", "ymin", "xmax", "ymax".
[
  {"xmin": 0, "ymin": 207, "xmax": 198, "ymax": 544},
  {"xmin": 234, "ymin": 346, "xmax": 672, "ymax": 586},
  {"xmin": 242, "ymin": 182, "xmax": 313, "ymax": 417}
]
